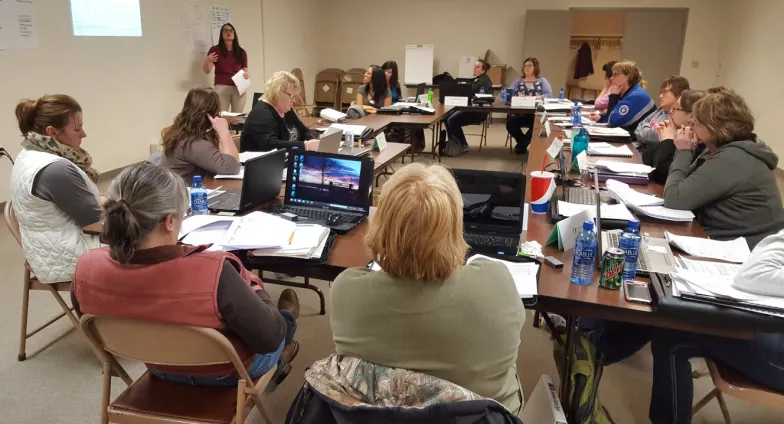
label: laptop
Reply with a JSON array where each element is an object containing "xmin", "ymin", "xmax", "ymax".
[
  {"xmin": 452, "ymin": 169, "xmax": 525, "ymax": 256},
  {"xmin": 318, "ymin": 129, "xmax": 344, "ymax": 154},
  {"xmin": 595, "ymin": 168, "xmax": 676, "ymax": 275},
  {"xmin": 404, "ymin": 83, "xmax": 426, "ymax": 102},
  {"xmin": 439, "ymin": 82, "xmax": 474, "ymax": 104},
  {"xmin": 276, "ymin": 150, "xmax": 374, "ymax": 234},
  {"xmin": 549, "ymin": 150, "xmax": 621, "ymax": 227},
  {"xmin": 208, "ymin": 149, "xmax": 286, "ymax": 213}
]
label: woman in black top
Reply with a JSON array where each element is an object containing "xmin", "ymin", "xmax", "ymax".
[
  {"xmin": 382, "ymin": 61, "xmax": 402, "ymax": 104},
  {"xmin": 642, "ymin": 89, "xmax": 707, "ymax": 184},
  {"xmin": 356, "ymin": 65, "xmax": 392, "ymax": 114},
  {"xmin": 240, "ymin": 71, "xmax": 321, "ymax": 152}
]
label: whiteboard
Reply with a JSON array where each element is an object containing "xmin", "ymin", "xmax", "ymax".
[{"xmin": 404, "ymin": 45, "xmax": 434, "ymax": 85}]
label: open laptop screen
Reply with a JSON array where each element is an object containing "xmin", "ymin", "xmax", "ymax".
[
  {"xmin": 452, "ymin": 169, "xmax": 525, "ymax": 234},
  {"xmin": 285, "ymin": 151, "xmax": 373, "ymax": 213}
]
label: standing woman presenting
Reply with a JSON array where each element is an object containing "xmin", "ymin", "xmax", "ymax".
[{"xmin": 203, "ymin": 23, "xmax": 249, "ymax": 113}]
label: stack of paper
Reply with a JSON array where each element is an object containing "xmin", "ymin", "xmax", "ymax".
[
  {"xmin": 320, "ymin": 108, "xmax": 347, "ymax": 122},
  {"xmin": 594, "ymin": 160, "xmax": 653, "ymax": 175},
  {"xmin": 556, "ymin": 201, "xmax": 635, "ymax": 221},
  {"xmin": 179, "ymin": 212, "xmax": 297, "ymax": 251},
  {"xmin": 674, "ymin": 256, "xmax": 741, "ymax": 276},
  {"xmin": 251, "ymin": 224, "xmax": 330, "ymax": 259},
  {"xmin": 604, "ymin": 179, "xmax": 693, "ymax": 222},
  {"xmin": 670, "ymin": 269, "xmax": 784, "ymax": 317},
  {"xmin": 587, "ymin": 142, "xmax": 633, "ymax": 157},
  {"xmin": 586, "ymin": 127, "xmax": 631, "ymax": 138},
  {"xmin": 466, "ymin": 254, "xmax": 539, "ymax": 298},
  {"xmin": 239, "ymin": 149, "xmax": 281, "ymax": 164},
  {"xmin": 330, "ymin": 123, "xmax": 367, "ymax": 137},
  {"xmin": 215, "ymin": 168, "xmax": 244, "ymax": 180},
  {"xmin": 664, "ymin": 231, "xmax": 750, "ymax": 263}
]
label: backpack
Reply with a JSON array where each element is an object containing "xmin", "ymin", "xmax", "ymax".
[
  {"xmin": 553, "ymin": 334, "xmax": 616, "ymax": 424},
  {"xmin": 438, "ymin": 129, "xmax": 463, "ymax": 157},
  {"xmin": 346, "ymin": 104, "xmax": 366, "ymax": 120},
  {"xmin": 433, "ymin": 72, "xmax": 455, "ymax": 85}
]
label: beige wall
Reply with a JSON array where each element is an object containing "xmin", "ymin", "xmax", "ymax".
[
  {"xmin": 567, "ymin": 10, "xmax": 625, "ymax": 92},
  {"xmin": 0, "ymin": 0, "xmax": 321, "ymax": 203},
  {"xmin": 718, "ymin": 0, "xmax": 783, "ymax": 169},
  {"xmin": 318, "ymin": 0, "xmax": 725, "ymax": 94}
]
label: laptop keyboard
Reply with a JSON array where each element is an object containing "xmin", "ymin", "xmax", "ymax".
[
  {"xmin": 208, "ymin": 193, "xmax": 240, "ymax": 211},
  {"xmin": 565, "ymin": 188, "xmax": 613, "ymax": 205},
  {"xmin": 605, "ymin": 231, "xmax": 649, "ymax": 272},
  {"xmin": 464, "ymin": 232, "xmax": 519, "ymax": 250},
  {"xmin": 280, "ymin": 206, "xmax": 362, "ymax": 224}
]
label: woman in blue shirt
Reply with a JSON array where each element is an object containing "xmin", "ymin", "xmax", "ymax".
[
  {"xmin": 505, "ymin": 57, "xmax": 553, "ymax": 155},
  {"xmin": 382, "ymin": 61, "xmax": 402, "ymax": 104}
]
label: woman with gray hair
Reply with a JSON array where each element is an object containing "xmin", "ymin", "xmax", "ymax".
[
  {"xmin": 240, "ymin": 71, "xmax": 321, "ymax": 152},
  {"xmin": 72, "ymin": 163, "xmax": 300, "ymax": 386}
]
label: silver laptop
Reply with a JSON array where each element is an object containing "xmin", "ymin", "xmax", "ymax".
[
  {"xmin": 318, "ymin": 129, "xmax": 344, "ymax": 154},
  {"xmin": 594, "ymin": 169, "xmax": 676, "ymax": 275}
]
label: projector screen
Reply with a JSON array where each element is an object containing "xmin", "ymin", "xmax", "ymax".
[{"xmin": 70, "ymin": 0, "xmax": 142, "ymax": 37}]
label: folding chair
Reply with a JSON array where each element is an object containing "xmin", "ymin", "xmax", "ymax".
[
  {"xmin": 693, "ymin": 359, "xmax": 784, "ymax": 424},
  {"xmin": 290, "ymin": 68, "xmax": 315, "ymax": 118},
  {"xmin": 4, "ymin": 202, "xmax": 79, "ymax": 361},
  {"xmin": 464, "ymin": 114, "xmax": 490, "ymax": 151},
  {"xmin": 80, "ymin": 314, "xmax": 276, "ymax": 424},
  {"xmin": 313, "ymin": 68, "xmax": 344, "ymax": 113},
  {"xmin": 340, "ymin": 69, "xmax": 365, "ymax": 112}
]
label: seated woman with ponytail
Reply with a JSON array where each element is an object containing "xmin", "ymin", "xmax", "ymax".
[
  {"xmin": 72, "ymin": 164, "xmax": 301, "ymax": 386},
  {"xmin": 10, "ymin": 94, "xmax": 103, "ymax": 283}
]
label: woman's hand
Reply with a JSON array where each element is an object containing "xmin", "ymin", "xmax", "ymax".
[
  {"xmin": 206, "ymin": 52, "xmax": 218, "ymax": 63},
  {"xmin": 673, "ymin": 127, "xmax": 696, "ymax": 151},
  {"xmin": 366, "ymin": 107, "xmax": 378, "ymax": 114},
  {"xmin": 658, "ymin": 120, "xmax": 677, "ymax": 141},
  {"xmin": 608, "ymin": 85, "xmax": 622, "ymax": 95},
  {"xmin": 603, "ymin": 78, "xmax": 611, "ymax": 89},
  {"xmin": 305, "ymin": 139, "xmax": 320, "ymax": 151},
  {"xmin": 588, "ymin": 112, "xmax": 601, "ymax": 122},
  {"xmin": 535, "ymin": 95, "xmax": 542, "ymax": 100},
  {"xmin": 243, "ymin": 71, "xmax": 249, "ymax": 79},
  {"xmin": 207, "ymin": 114, "xmax": 231, "ymax": 137}
]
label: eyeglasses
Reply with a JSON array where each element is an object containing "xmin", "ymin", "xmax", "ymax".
[
  {"xmin": 671, "ymin": 106, "xmax": 685, "ymax": 113},
  {"xmin": 222, "ymin": 28, "xmax": 234, "ymax": 33},
  {"xmin": 282, "ymin": 91, "xmax": 295, "ymax": 101},
  {"xmin": 611, "ymin": 72, "xmax": 623, "ymax": 77},
  {"xmin": 691, "ymin": 118, "xmax": 705, "ymax": 128}
]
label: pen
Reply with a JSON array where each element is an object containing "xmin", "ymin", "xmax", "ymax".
[{"xmin": 289, "ymin": 231, "xmax": 295, "ymax": 245}]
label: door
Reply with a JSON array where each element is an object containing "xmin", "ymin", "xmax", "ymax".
[
  {"xmin": 622, "ymin": 9, "xmax": 688, "ymax": 97},
  {"xmin": 522, "ymin": 10, "xmax": 571, "ymax": 95}
]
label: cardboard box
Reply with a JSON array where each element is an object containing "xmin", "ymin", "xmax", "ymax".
[{"xmin": 520, "ymin": 375, "xmax": 567, "ymax": 424}]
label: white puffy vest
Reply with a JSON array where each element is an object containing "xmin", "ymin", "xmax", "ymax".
[{"xmin": 10, "ymin": 149, "xmax": 101, "ymax": 283}]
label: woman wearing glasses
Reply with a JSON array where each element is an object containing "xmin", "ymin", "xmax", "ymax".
[
  {"xmin": 634, "ymin": 76, "xmax": 690, "ymax": 148},
  {"xmin": 204, "ymin": 23, "xmax": 250, "ymax": 113},
  {"xmin": 588, "ymin": 60, "xmax": 656, "ymax": 139},
  {"xmin": 240, "ymin": 71, "xmax": 320, "ymax": 152},
  {"xmin": 663, "ymin": 89, "xmax": 784, "ymax": 249}
]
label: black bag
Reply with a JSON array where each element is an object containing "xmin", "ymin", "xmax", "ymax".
[
  {"xmin": 438, "ymin": 129, "xmax": 462, "ymax": 157},
  {"xmin": 432, "ymin": 72, "xmax": 455, "ymax": 85}
]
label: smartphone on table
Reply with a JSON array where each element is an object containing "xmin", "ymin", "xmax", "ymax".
[{"xmin": 624, "ymin": 280, "xmax": 652, "ymax": 304}]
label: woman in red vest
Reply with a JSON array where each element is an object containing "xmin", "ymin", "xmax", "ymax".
[{"xmin": 73, "ymin": 164, "xmax": 299, "ymax": 386}]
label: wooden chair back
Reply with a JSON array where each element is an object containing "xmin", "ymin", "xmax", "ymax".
[
  {"xmin": 341, "ymin": 70, "xmax": 365, "ymax": 108},
  {"xmin": 314, "ymin": 68, "xmax": 344, "ymax": 109},
  {"xmin": 4, "ymin": 201, "xmax": 22, "ymax": 247}
]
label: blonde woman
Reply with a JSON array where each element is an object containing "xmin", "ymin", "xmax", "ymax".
[
  {"xmin": 663, "ymin": 89, "xmax": 784, "ymax": 249},
  {"xmin": 588, "ymin": 60, "xmax": 656, "ymax": 137},
  {"xmin": 329, "ymin": 163, "xmax": 526, "ymax": 414},
  {"xmin": 240, "ymin": 71, "xmax": 320, "ymax": 152}
]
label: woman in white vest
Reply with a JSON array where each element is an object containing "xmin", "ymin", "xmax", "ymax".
[{"xmin": 11, "ymin": 94, "xmax": 103, "ymax": 283}]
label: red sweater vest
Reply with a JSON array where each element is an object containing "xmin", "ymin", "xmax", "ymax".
[{"xmin": 74, "ymin": 245, "xmax": 262, "ymax": 377}]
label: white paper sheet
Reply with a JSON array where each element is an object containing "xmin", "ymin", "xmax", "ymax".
[
  {"xmin": 595, "ymin": 160, "xmax": 654, "ymax": 174},
  {"xmin": 210, "ymin": 6, "xmax": 231, "ymax": 44},
  {"xmin": 181, "ymin": 3, "xmax": 209, "ymax": 53},
  {"xmin": 605, "ymin": 179, "xmax": 663, "ymax": 207},
  {"xmin": 221, "ymin": 212, "xmax": 296, "ymax": 250},
  {"xmin": 0, "ymin": 0, "xmax": 38, "ymax": 50},
  {"xmin": 467, "ymin": 254, "xmax": 539, "ymax": 298},
  {"xmin": 179, "ymin": 215, "xmax": 238, "ymax": 240},
  {"xmin": 215, "ymin": 168, "xmax": 244, "ymax": 179},
  {"xmin": 231, "ymin": 70, "xmax": 251, "ymax": 96},
  {"xmin": 674, "ymin": 256, "xmax": 742, "ymax": 276},
  {"xmin": 665, "ymin": 232, "xmax": 751, "ymax": 263},
  {"xmin": 633, "ymin": 205, "xmax": 694, "ymax": 222},
  {"xmin": 587, "ymin": 143, "xmax": 633, "ymax": 157},
  {"xmin": 557, "ymin": 201, "xmax": 635, "ymax": 221},
  {"xmin": 586, "ymin": 127, "xmax": 631, "ymax": 137},
  {"xmin": 239, "ymin": 149, "xmax": 279, "ymax": 163}
]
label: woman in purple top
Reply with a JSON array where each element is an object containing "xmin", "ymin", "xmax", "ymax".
[
  {"xmin": 593, "ymin": 61, "xmax": 617, "ymax": 113},
  {"xmin": 203, "ymin": 23, "xmax": 249, "ymax": 113}
]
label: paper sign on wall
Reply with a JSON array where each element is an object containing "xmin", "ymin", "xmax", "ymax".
[
  {"xmin": 182, "ymin": 3, "xmax": 210, "ymax": 53},
  {"xmin": 211, "ymin": 6, "xmax": 231, "ymax": 45},
  {"xmin": 511, "ymin": 96, "xmax": 536, "ymax": 108},
  {"xmin": 444, "ymin": 96, "xmax": 469, "ymax": 107},
  {"xmin": 0, "ymin": 0, "xmax": 39, "ymax": 51}
]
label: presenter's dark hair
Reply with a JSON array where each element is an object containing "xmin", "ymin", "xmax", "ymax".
[
  {"xmin": 217, "ymin": 23, "xmax": 244, "ymax": 65},
  {"xmin": 369, "ymin": 65, "xmax": 387, "ymax": 106}
]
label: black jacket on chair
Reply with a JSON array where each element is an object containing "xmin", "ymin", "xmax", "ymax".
[{"xmin": 240, "ymin": 101, "xmax": 319, "ymax": 152}]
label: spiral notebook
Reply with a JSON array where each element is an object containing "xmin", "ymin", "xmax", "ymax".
[{"xmin": 587, "ymin": 142, "xmax": 633, "ymax": 157}]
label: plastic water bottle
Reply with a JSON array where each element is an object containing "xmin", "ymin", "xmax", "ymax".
[
  {"xmin": 572, "ymin": 103, "xmax": 582, "ymax": 128},
  {"xmin": 190, "ymin": 175, "xmax": 209, "ymax": 215},
  {"xmin": 570, "ymin": 127, "xmax": 590, "ymax": 172},
  {"xmin": 559, "ymin": 88, "xmax": 565, "ymax": 102},
  {"xmin": 571, "ymin": 220, "xmax": 597, "ymax": 285},
  {"xmin": 427, "ymin": 87, "xmax": 434, "ymax": 107},
  {"xmin": 620, "ymin": 220, "xmax": 642, "ymax": 280}
]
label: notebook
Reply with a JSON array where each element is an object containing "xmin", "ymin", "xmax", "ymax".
[{"xmin": 586, "ymin": 142, "xmax": 633, "ymax": 157}]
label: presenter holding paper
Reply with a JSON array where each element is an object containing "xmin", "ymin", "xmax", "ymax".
[{"xmin": 203, "ymin": 23, "xmax": 249, "ymax": 113}]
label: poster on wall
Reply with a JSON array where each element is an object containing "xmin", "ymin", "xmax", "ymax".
[
  {"xmin": 211, "ymin": 6, "xmax": 231, "ymax": 45},
  {"xmin": 182, "ymin": 3, "xmax": 210, "ymax": 54},
  {"xmin": 0, "ymin": 0, "xmax": 39, "ymax": 51}
]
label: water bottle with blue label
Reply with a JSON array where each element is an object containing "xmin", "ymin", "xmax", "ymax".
[
  {"xmin": 572, "ymin": 103, "xmax": 582, "ymax": 128},
  {"xmin": 571, "ymin": 220, "xmax": 597, "ymax": 285},
  {"xmin": 559, "ymin": 88, "xmax": 565, "ymax": 102},
  {"xmin": 190, "ymin": 175, "xmax": 209, "ymax": 215},
  {"xmin": 620, "ymin": 220, "xmax": 642, "ymax": 280}
]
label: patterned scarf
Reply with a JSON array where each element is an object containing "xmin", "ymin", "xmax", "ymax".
[{"xmin": 21, "ymin": 132, "xmax": 100, "ymax": 183}]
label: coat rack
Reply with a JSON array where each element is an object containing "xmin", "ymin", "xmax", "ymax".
[{"xmin": 570, "ymin": 35, "xmax": 623, "ymax": 50}]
